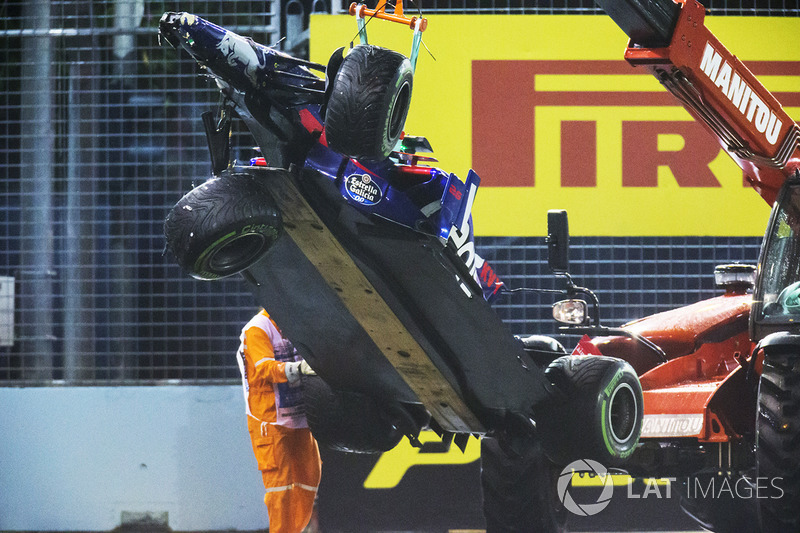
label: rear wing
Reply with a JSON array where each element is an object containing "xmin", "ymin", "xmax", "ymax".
[{"xmin": 598, "ymin": 0, "xmax": 800, "ymax": 205}]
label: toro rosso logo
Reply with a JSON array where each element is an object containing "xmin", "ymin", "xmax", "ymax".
[
  {"xmin": 345, "ymin": 174, "xmax": 383, "ymax": 205},
  {"xmin": 699, "ymin": 41, "xmax": 783, "ymax": 145}
]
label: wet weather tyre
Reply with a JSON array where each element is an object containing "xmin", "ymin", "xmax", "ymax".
[
  {"xmin": 301, "ymin": 374, "xmax": 403, "ymax": 454},
  {"xmin": 164, "ymin": 171, "xmax": 281, "ymax": 280},
  {"xmin": 539, "ymin": 356, "xmax": 643, "ymax": 465},
  {"xmin": 756, "ymin": 347, "xmax": 800, "ymax": 533},
  {"xmin": 481, "ymin": 436, "xmax": 566, "ymax": 533},
  {"xmin": 324, "ymin": 45, "xmax": 413, "ymax": 161}
]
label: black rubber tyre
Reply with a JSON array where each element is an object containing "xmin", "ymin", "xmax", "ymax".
[
  {"xmin": 481, "ymin": 436, "xmax": 567, "ymax": 533},
  {"xmin": 164, "ymin": 171, "xmax": 281, "ymax": 280},
  {"xmin": 302, "ymin": 374, "xmax": 404, "ymax": 454},
  {"xmin": 539, "ymin": 355, "xmax": 643, "ymax": 465},
  {"xmin": 756, "ymin": 347, "xmax": 800, "ymax": 533},
  {"xmin": 324, "ymin": 45, "xmax": 413, "ymax": 161}
]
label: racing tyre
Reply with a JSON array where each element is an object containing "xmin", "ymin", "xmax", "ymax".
[
  {"xmin": 539, "ymin": 355, "xmax": 643, "ymax": 465},
  {"xmin": 324, "ymin": 45, "xmax": 413, "ymax": 161},
  {"xmin": 164, "ymin": 171, "xmax": 281, "ymax": 280},
  {"xmin": 302, "ymin": 374, "xmax": 404, "ymax": 454},
  {"xmin": 481, "ymin": 436, "xmax": 567, "ymax": 533},
  {"xmin": 756, "ymin": 345, "xmax": 800, "ymax": 533}
]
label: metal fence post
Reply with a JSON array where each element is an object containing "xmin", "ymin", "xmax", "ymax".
[{"xmin": 19, "ymin": 0, "xmax": 55, "ymax": 380}]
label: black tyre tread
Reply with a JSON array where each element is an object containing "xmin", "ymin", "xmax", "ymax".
[
  {"xmin": 757, "ymin": 350, "xmax": 800, "ymax": 532},
  {"xmin": 540, "ymin": 355, "xmax": 642, "ymax": 465},
  {"xmin": 546, "ymin": 355, "xmax": 626, "ymax": 397},
  {"xmin": 325, "ymin": 45, "xmax": 411, "ymax": 160},
  {"xmin": 326, "ymin": 48, "xmax": 401, "ymax": 146},
  {"xmin": 164, "ymin": 172, "xmax": 280, "ymax": 279},
  {"xmin": 761, "ymin": 356, "xmax": 800, "ymax": 392},
  {"xmin": 327, "ymin": 52, "xmax": 393, "ymax": 143},
  {"xmin": 481, "ymin": 437, "xmax": 566, "ymax": 533},
  {"xmin": 302, "ymin": 374, "xmax": 402, "ymax": 454},
  {"xmin": 550, "ymin": 356, "xmax": 609, "ymax": 387}
]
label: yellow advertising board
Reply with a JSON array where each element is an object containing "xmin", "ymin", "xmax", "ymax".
[{"xmin": 310, "ymin": 15, "xmax": 799, "ymax": 236}]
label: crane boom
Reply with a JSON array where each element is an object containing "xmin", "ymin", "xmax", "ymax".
[{"xmin": 598, "ymin": 0, "xmax": 800, "ymax": 205}]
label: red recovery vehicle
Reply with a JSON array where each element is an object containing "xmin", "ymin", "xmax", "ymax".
[{"xmin": 546, "ymin": 1, "xmax": 800, "ymax": 532}]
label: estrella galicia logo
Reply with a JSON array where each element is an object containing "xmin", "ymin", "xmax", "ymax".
[
  {"xmin": 345, "ymin": 174, "xmax": 383, "ymax": 206},
  {"xmin": 557, "ymin": 459, "xmax": 614, "ymax": 516}
]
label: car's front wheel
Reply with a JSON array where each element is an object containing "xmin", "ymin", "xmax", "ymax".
[
  {"xmin": 324, "ymin": 45, "xmax": 413, "ymax": 161},
  {"xmin": 538, "ymin": 355, "xmax": 643, "ymax": 466},
  {"xmin": 302, "ymin": 374, "xmax": 406, "ymax": 454},
  {"xmin": 480, "ymin": 436, "xmax": 567, "ymax": 533}
]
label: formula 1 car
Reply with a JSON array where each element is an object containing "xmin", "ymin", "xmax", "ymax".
[
  {"xmin": 157, "ymin": 4, "xmax": 644, "ymax": 521},
  {"xmin": 548, "ymin": 1, "xmax": 800, "ymax": 531}
]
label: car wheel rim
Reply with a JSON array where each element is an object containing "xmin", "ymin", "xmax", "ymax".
[
  {"xmin": 388, "ymin": 81, "xmax": 411, "ymax": 141},
  {"xmin": 608, "ymin": 382, "xmax": 638, "ymax": 444},
  {"xmin": 209, "ymin": 233, "xmax": 266, "ymax": 272}
]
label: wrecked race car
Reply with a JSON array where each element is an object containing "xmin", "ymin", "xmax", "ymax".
[{"xmin": 158, "ymin": 5, "xmax": 644, "ymax": 530}]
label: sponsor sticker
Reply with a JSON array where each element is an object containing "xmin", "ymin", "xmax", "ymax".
[
  {"xmin": 641, "ymin": 413, "xmax": 704, "ymax": 437},
  {"xmin": 572, "ymin": 334, "xmax": 603, "ymax": 356},
  {"xmin": 345, "ymin": 173, "xmax": 383, "ymax": 206}
]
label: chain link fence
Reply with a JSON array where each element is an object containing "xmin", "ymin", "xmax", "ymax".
[
  {"xmin": 331, "ymin": 0, "xmax": 799, "ymax": 15},
  {"xmin": 1, "ymin": 0, "xmax": 281, "ymax": 384},
  {"xmin": 0, "ymin": 0, "xmax": 796, "ymax": 385}
]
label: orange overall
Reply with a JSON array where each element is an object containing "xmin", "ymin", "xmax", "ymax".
[{"xmin": 237, "ymin": 310, "xmax": 322, "ymax": 533}]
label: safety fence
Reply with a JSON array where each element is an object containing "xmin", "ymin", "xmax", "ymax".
[
  {"xmin": 0, "ymin": 0, "xmax": 794, "ymax": 384},
  {"xmin": 332, "ymin": 0, "xmax": 798, "ymax": 15}
]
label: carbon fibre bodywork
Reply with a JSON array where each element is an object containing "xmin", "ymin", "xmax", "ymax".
[
  {"xmin": 241, "ymin": 165, "xmax": 553, "ymax": 432},
  {"xmin": 158, "ymin": 11, "xmax": 555, "ymax": 436}
]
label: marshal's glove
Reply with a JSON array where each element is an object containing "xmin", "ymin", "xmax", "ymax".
[{"xmin": 285, "ymin": 360, "xmax": 316, "ymax": 383}]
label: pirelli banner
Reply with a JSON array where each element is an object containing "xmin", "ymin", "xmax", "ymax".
[
  {"xmin": 308, "ymin": 14, "xmax": 799, "ymax": 531},
  {"xmin": 310, "ymin": 15, "xmax": 799, "ymax": 237}
]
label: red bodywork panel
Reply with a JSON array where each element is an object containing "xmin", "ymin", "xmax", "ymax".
[
  {"xmin": 587, "ymin": 293, "xmax": 755, "ymax": 442},
  {"xmin": 592, "ymin": 294, "xmax": 752, "ymax": 374},
  {"xmin": 624, "ymin": 0, "xmax": 800, "ymax": 205},
  {"xmin": 638, "ymin": 333, "xmax": 754, "ymax": 442}
]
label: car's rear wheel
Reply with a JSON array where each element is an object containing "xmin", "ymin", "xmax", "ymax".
[{"xmin": 324, "ymin": 45, "xmax": 413, "ymax": 161}]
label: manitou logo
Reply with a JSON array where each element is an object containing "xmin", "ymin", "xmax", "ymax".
[{"xmin": 699, "ymin": 42, "xmax": 783, "ymax": 145}]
